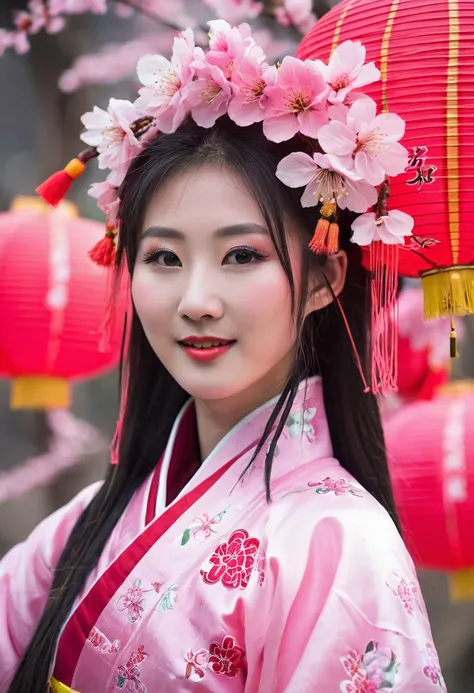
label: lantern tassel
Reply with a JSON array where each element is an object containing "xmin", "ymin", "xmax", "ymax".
[
  {"xmin": 36, "ymin": 148, "xmax": 98, "ymax": 207},
  {"xmin": 89, "ymin": 225, "xmax": 117, "ymax": 267},
  {"xmin": 421, "ymin": 267, "xmax": 474, "ymax": 319},
  {"xmin": 450, "ymin": 316, "xmax": 458, "ymax": 358},
  {"xmin": 449, "ymin": 569, "xmax": 474, "ymax": 603}
]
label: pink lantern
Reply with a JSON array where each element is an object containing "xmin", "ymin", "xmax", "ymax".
[
  {"xmin": 0, "ymin": 196, "xmax": 126, "ymax": 409},
  {"xmin": 385, "ymin": 383, "xmax": 474, "ymax": 600}
]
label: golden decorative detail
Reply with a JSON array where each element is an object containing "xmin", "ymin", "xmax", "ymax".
[
  {"xmin": 447, "ymin": 0, "xmax": 460, "ymax": 264},
  {"xmin": 380, "ymin": 0, "xmax": 400, "ymax": 113},
  {"xmin": 330, "ymin": 0, "xmax": 357, "ymax": 55}
]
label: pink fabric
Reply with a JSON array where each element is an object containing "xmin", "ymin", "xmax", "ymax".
[{"xmin": 0, "ymin": 378, "xmax": 444, "ymax": 692}]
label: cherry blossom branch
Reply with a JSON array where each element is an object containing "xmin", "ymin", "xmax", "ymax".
[
  {"xmin": 0, "ymin": 409, "xmax": 107, "ymax": 504},
  {"xmin": 59, "ymin": 31, "xmax": 175, "ymax": 91}
]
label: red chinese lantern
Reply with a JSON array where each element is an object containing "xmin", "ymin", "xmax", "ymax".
[
  {"xmin": 298, "ymin": 0, "xmax": 474, "ymax": 331},
  {"xmin": 0, "ymin": 196, "xmax": 126, "ymax": 409},
  {"xmin": 384, "ymin": 382, "xmax": 474, "ymax": 600}
]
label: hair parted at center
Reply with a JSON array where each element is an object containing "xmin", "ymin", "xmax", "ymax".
[{"xmin": 8, "ymin": 115, "xmax": 398, "ymax": 693}]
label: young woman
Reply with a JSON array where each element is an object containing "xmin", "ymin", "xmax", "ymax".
[{"xmin": 1, "ymin": 24, "xmax": 444, "ymax": 693}]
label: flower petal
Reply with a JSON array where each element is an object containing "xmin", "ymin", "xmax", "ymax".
[
  {"xmin": 300, "ymin": 181, "xmax": 320, "ymax": 207},
  {"xmin": 276, "ymin": 152, "xmax": 317, "ymax": 187},
  {"xmin": 137, "ymin": 54, "xmax": 173, "ymax": 87},
  {"xmin": 383, "ymin": 210, "xmax": 414, "ymax": 238},
  {"xmin": 347, "ymin": 96, "xmax": 377, "ymax": 131},
  {"xmin": 377, "ymin": 142, "xmax": 409, "ymax": 176},
  {"xmin": 263, "ymin": 114, "xmax": 300, "ymax": 142},
  {"xmin": 354, "ymin": 151, "xmax": 386, "ymax": 186},
  {"xmin": 339, "ymin": 179, "xmax": 378, "ymax": 213},
  {"xmin": 318, "ymin": 120, "xmax": 356, "ymax": 156},
  {"xmin": 297, "ymin": 107, "xmax": 328, "ymax": 138},
  {"xmin": 373, "ymin": 112, "xmax": 405, "ymax": 142},
  {"xmin": 350, "ymin": 212, "xmax": 377, "ymax": 246}
]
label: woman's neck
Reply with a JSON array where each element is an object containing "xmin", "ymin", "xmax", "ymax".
[{"xmin": 194, "ymin": 367, "xmax": 290, "ymax": 462}]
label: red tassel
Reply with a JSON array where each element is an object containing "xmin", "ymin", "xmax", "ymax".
[
  {"xmin": 36, "ymin": 158, "xmax": 86, "ymax": 207},
  {"xmin": 89, "ymin": 225, "xmax": 117, "ymax": 267}
]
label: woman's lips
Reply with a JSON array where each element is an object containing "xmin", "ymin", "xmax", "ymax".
[{"xmin": 178, "ymin": 337, "xmax": 236, "ymax": 362}]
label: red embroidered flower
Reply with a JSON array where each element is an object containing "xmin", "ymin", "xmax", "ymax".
[
  {"xmin": 201, "ymin": 529, "xmax": 260, "ymax": 589},
  {"xmin": 87, "ymin": 627, "xmax": 102, "ymax": 648},
  {"xmin": 208, "ymin": 636, "xmax": 247, "ymax": 678},
  {"xmin": 308, "ymin": 476, "xmax": 362, "ymax": 497}
]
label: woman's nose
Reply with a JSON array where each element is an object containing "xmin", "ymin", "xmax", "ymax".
[{"xmin": 177, "ymin": 272, "xmax": 224, "ymax": 322}]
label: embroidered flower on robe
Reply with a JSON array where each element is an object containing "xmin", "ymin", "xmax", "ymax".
[
  {"xmin": 201, "ymin": 528, "xmax": 261, "ymax": 589},
  {"xmin": 208, "ymin": 635, "xmax": 247, "ymax": 677},
  {"xmin": 185, "ymin": 636, "xmax": 247, "ymax": 680},
  {"xmin": 117, "ymin": 645, "xmax": 147, "ymax": 692},
  {"xmin": 87, "ymin": 626, "xmax": 121, "ymax": 655},
  {"xmin": 180, "ymin": 508, "xmax": 229, "ymax": 546},
  {"xmin": 386, "ymin": 575, "xmax": 421, "ymax": 617},
  {"xmin": 422, "ymin": 643, "xmax": 446, "ymax": 690},
  {"xmin": 185, "ymin": 648, "xmax": 210, "ymax": 680},
  {"xmin": 340, "ymin": 641, "xmax": 399, "ymax": 692},
  {"xmin": 285, "ymin": 407, "xmax": 317, "ymax": 440},
  {"xmin": 117, "ymin": 578, "xmax": 149, "ymax": 624},
  {"xmin": 308, "ymin": 476, "xmax": 363, "ymax": 497}
]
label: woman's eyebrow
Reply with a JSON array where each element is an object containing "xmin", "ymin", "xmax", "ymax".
[{"xmin": 141, "ymin": 223, "xmax": 269, "ymax": 240}]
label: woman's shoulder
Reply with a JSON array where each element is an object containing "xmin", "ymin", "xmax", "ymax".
[{"xmin": 265, "ymin": 462, "xmax": 413, "ymax": 578}]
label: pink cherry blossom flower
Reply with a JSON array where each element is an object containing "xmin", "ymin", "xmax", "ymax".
[
  {"xmin": 81, "ymin": 98, "xmax": 142, "ymax": 182},
  {"xmin": 262, "ymin": 56, "xmax": 329, "ymax": 142},
  {"xmin": 203, "ymin": 0, "xmax": 263, "ymax": 24},
  {"xmin": 25, "ymin": 0, "xmax": 65, "ymax": 33},
  {"xmin": 186, "ymin": 61, "xmax": 234, "ymax": 128},
  {"xmin": 228, "ymin": 58, "xmax": 275, "ymax": 126},
  {"xmin": 274, "ymin": 0, "xmax": 316, "ymax": 34},
  {"xmin": 206, "ymin": 20, "xmax": 264, "ymax": 79},
  {"xmin": 276, "ymin": 151, "xmax": 377, "ymax": 213},
  {"xmin": 135, "ymin": 29, "xmax": 202, "ymax": 133},
  {"xmin": 318, "ymin": 97, "xmax": 408, "ymax": 186},
  {"xmin": 88, "ymin": 180, "xmax": 120, "ymax": 225},
  {"xmin": 48, "ymin": 0, "xmax": 107, "ymax": 14},
  {"xmin": 314, "ymin": 40, "xmax": 380, "ymax": 104},
  {"xmin": 351, "ymin": 210, "xmax": 414, "ymax": 246}
]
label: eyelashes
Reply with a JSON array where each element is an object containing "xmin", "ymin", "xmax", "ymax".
[{"xmin": 142, "ymin": 245, "xmax": 269, "ymax": 267}]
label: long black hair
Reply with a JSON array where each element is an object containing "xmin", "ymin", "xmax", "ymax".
[{"xmin": 8, "ymin": 116, "xmax": 398, "ymax": 692}]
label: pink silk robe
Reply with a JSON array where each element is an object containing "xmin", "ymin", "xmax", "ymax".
[{"xmin": 0, "ymin": 377, "xmax": 446, "ymax": 692}]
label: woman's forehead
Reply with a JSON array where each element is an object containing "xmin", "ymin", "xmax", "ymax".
[{"xmin": 142, "ymin": 164, "xmax": 267, "ymax": 236}]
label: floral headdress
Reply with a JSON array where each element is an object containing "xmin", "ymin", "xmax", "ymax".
[{"xmin": 37, "ymin": 20, "xmax": 414, "ymax": 393}]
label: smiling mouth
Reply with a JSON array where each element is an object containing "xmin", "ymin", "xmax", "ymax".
[{"xmin": 178, "ymin": 339, "xmax": 236, "ymax": 349}]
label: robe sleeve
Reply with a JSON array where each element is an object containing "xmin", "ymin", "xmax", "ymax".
[
  {"xmin": 249, "ymin": 495, "xmax": 445, "ymax": 693},
  {"xmin": 0, "ymin": 482, "xmax": 102, "ymax": 692}
]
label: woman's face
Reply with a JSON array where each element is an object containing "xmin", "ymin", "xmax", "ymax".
[{"xmin": 132, "ymin": 163, "xmax": 301, "ymax": 405}]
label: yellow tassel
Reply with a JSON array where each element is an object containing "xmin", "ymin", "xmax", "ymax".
[
  {"xmin": 421, "ymin": 266, "xmax": 474, "ymax": 319},
  {"xmin": 449, "ymin": 569, "xmax": 474, "ymax": 603},
  {"xmin": 309, "ymin": 218, "xmax": 330, "ymax": 254},
  {"xmin": 319, "ymin": 201, "xmax": 337, "ymax": 218},
  {"xmin": 450, "ymin": 316, "xmax": 458, "ymax": 358},
  {"xmin": 11, "ymin": 376, "xmax": 70, "ymax": 410}
]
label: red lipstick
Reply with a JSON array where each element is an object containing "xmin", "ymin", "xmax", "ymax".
[{"xmin": 178, "ymin": 336, "xmax": 236, "ymax": 363}]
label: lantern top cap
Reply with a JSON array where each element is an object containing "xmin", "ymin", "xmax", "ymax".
[{"xmin": 11, "ymin": 195, "xmax": 78, "ymax": 218}]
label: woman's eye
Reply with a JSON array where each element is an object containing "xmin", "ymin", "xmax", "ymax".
[
  {"xmin": 224, "ymin": 247, "xmax": 267, "ymax": 265},
  {"xmin": 143, "ymin": 249, "xmax": 182, "ymax": 267}
]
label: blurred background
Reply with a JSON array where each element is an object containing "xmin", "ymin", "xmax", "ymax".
[{"xmin": 0, "ymin": 1, "xmax": 473, "ymax": 691}]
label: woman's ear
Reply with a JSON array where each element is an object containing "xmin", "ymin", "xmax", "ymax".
[{"xmin": 305, "ymin": 250, "xmax": 348, "ymax": 316}]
